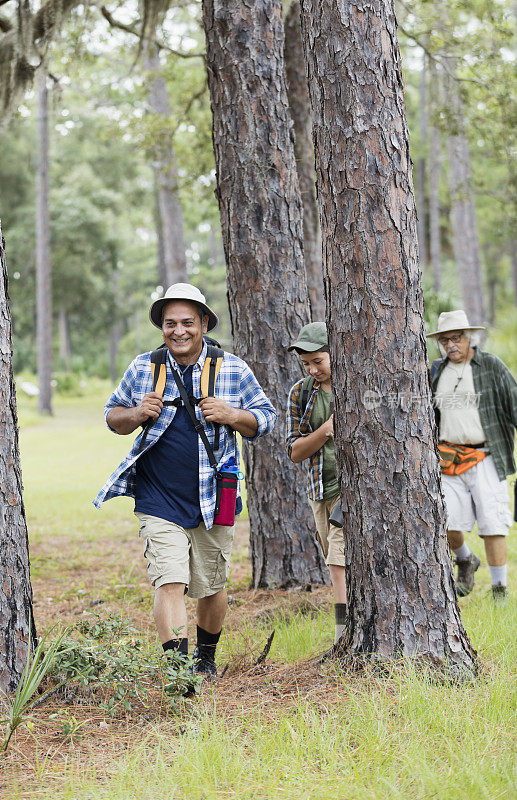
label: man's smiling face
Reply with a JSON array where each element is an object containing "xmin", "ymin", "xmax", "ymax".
[{"xmin": 162, "ymin": 300, "xmax": 208, "ymax": 365}]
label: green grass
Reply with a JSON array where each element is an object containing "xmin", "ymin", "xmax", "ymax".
[
  {"xmin": 18, "ymin": 644, "xmax": 517, "ymax": 800},
  {"xmin": 11, "ymin": 386, "xmax": 517, "ymax": 799},
  {"xmin": 18, "ymin": 382, "xmax": 134, "ymax": 543}
]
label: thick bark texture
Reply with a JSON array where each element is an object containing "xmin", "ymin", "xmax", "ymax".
[
  {"xmin": 144, "ymin": 41, "xmax": 188, "ymax": 287},
  {"xmin": 36, "ymin": 68, "xmax": 52, "ymax": 414},
  {"xmin": 428, "ymin": 59, "xmax": 441, "ymax": 292},
  {"xmin": 300, "ymin": 0, "xmax": 477, "ymax": 674},
  {"xmin": 445, "ymin": 77, "xmax": 487, "ymax": 326},
  {"xmin": 203, "ymin": 0, "xmax": 328, "ymax": 588},
  {"xmin": 416, "ymin": 58, "xmax": 428, "ymax": 271},
  {"xmin": 0, "ymin": 223, "xmax": 36, "ymax": 692},
  {"xmin": 284, "ymin": 1, "xmax": 324, "ymax": 321}
]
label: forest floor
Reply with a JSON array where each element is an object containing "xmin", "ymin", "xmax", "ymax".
[{"xmin": 1, "ymin": 385, "xmax": 515, "ymax": 799}]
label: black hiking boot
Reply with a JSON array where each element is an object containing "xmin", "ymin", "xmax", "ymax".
[
  {"xmin": 191, "ymin": 645, "xmax": 217, "ymax": 681},
  {"xmin": 455, "ymin": 552, "xmax": 481, "ymax": 597}
]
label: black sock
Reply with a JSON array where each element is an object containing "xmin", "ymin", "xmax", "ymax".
[
  {"xmin": 196, "ymin": 626, "xmax": 221, "ymax": 659},
  {"xmin": 162, "ymin": 637, "xmax": 188, "ymax": 656},
  {"xmin": 197, "ymin": 626, "xmax": 221, "ymax": 647}
]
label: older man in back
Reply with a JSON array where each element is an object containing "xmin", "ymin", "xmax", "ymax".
[{"xmin": 428, "ymin": 310, "xmax": 517, "ymax": 599}]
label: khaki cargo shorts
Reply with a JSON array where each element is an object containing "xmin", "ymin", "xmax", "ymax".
[
  {"xmin": 135, "ymin": 513, "xmax": 234, "ymax": 599},
  {"xmin": 308, "ymin": 495, "xmax": 346, "ymax": 567}
]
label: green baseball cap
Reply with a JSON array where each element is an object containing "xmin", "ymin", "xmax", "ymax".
[{"xmin": 288, "ymin": 322, "xmax": 328, "ymax": 352}]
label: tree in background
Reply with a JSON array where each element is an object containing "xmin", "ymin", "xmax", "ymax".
[
  {"xmin": 416, "ymin": 53, "xmax": 428, "ymax": 273},
  {"xmin": 444, "ymin": 73, "xmax": 487, "ymax": 326},
  {"xmin": 427, "ymin": 55, "xmax": 442, "ymax": 293},
  {"xmin": 0, "ymin": 223, "xmax": 36, "ymax": 691},
  {"xmin": 300, "ymin": 0, "xmax": 477, "ymax": 675},
  {"xmin": 284, "ymin": 0, "xmax": 324, "ymax": 321},
  {"xmin": 203, "ymin": 0, "xmax": 328, "ymax": 588},
  {"xmin": 35, "ymin": 66, "xmax": 52, "ymax": 414},
  {"xmin": 400, "ymin": 0, "xmax": 515, "ymax": 323},
  {"xmin": 144, "ymin": 39, "xmax": 188, "ymax": 288}
]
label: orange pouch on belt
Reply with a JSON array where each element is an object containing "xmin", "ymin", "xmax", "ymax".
[{"xmin": 438, "ymin": 443, "xmax": 486, "ymax": 476}]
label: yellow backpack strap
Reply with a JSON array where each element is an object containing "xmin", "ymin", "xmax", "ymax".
[
  {"xmin": 150, "ymin": 347, "xmax": 168, "ymax": 397},
  {"xmin": 200, "ymin": 346, "xmax": 224, "ymax": 398},
  {"xmin": 136, "ymin": 347, "xmax": 168, "ymax": 455}
]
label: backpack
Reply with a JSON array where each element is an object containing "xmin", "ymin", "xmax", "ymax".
[
  {"xmin": 299, "ymin": 375, "xmax": 315, "ymax": 417},
  {"xmin": 137, "ymin": 336, "xmax": 225, "ymax": 453}
]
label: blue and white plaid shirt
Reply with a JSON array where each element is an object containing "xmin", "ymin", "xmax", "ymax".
[{"xmin": 93, "ymin": 343, "xmax": 277, "ymax": 529}]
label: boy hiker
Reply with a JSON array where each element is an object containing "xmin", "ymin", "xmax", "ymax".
[
  {"xmin": 94, "ymin": 284, "xmax": 276, "ymax": 682},
  {"xmin": 285, "ymin": 322, "xmax": 346, "ymax": 654},
  {"xmin": 428, "ymin": 310, "xmax": 517, "ymax": 599}
]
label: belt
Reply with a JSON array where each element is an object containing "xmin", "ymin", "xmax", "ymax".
[{"xmin": 439, "ymin": 441, "xmax": 485, "ymax": 448}]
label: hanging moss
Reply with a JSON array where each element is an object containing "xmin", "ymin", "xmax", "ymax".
[{"xmin": 0, "ymin": 0, "xmax": 173, "ymax": 118}]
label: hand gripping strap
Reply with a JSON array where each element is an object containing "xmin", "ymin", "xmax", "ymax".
[{"xmin": 136, "ymin": 347, "xmax": 168, "ymax": 454}]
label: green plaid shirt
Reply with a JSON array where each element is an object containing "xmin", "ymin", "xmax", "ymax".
[
  {"xmin": 432, "ymin": 347, "xmax": 517, "ymax": 481},
  {"xmin": 285, "ymin": 378, "xmax": 327, "ymax": 500}
]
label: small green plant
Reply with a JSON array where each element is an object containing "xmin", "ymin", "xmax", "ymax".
[
  {"xmin": 49, "ymin": 710, "xmax": 89, "ymax": 741},
  {"xmin": 0, "ymin": 626, "xmax": 70, "ymax": 754},
  {"xmin": 51, "ymin": 614, "xmax": 202, "ymax": 716}
]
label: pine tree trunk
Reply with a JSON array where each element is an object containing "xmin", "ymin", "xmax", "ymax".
[
  {"xmin": 416, "ymin": 56, "xmax": 428, "ymax": 271},
  {"xmin": 203, "ymin": 0, "xmax": 328, "ymax": 588},
  {"xmin": 510, "ymin": 237, "xmax": 517, "ymax": 307},
  {"xmin": 0, "ymin": 223, "xmax": 36, "ymax": 692},
  {"xmin": 445, "ymin": 76, "xmax": 487, "ymax": 326},
  {"xmin": 153, "ymin": 177, "xmax": 168, "ymax": 290},
  {"xmin": 299, "ymin": 0, "xmax": 477, "ymax": 675},
  {"xmin": 58, "ymin": 305, "xmax": 71, "ymax": 371},
  {"xmin": 144, "ymin": 41, "xmax": 188, "ymax": 287},
  {"xmin": 284, "ymin": 0, "xmax": 324, "ymax": 321},
  {"xmin": 428, "ymin": 59, "xmax": 442, "ymax": 292},
  {"xmin": 36, "ymin": 68, "xmax": 52, "ymax": 414},
  {"xmin": 110, "ymin": 267, "xmax": 122, "ymax": 384},
  {"xmin": 488, "ymin": 275, "xmax": 496, "ymax": 327}
]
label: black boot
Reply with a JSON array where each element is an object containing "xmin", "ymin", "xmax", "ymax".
[{"xmin": 192, "ymin": 626, "xmax": 220, "ymax": 679}]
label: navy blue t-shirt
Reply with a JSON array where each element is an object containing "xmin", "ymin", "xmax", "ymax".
[{"xmin": 134, "ymin": 364, "xmax": 203, "ymax": 528}]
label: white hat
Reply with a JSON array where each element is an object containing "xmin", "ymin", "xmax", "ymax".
[
  {"xmin": 149, "ymin": 283, "xmax": 218, "ymax": 331},
  {"xmin": 426, "ymin": 310, "xmax": 485, "ymax": 338}
]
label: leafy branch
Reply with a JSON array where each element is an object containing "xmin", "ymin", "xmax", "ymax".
[{"xmin": 99, "ymin": 6, "xmax": 205, "ymax": 60}]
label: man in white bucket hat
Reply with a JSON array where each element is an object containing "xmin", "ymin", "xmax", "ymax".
[
  {"xmin": 94, "ymin": 284, "xmax": 276, "ymax": 685},
  {"xmin": 428, "ymin": 310, "xmax": 517, "ymax": 600}
]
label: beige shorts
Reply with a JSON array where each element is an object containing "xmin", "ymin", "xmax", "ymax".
[
  {"xmin": 441, "ymin": 455, "xmax": 512, "ymax": 537},
  {"xmin": 135, "ymin": 513, "xmax": 234, "ymax": 598},
  {"xmin": 308, "ymin": 496, "xmax": 346, "ymax": 567}
]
